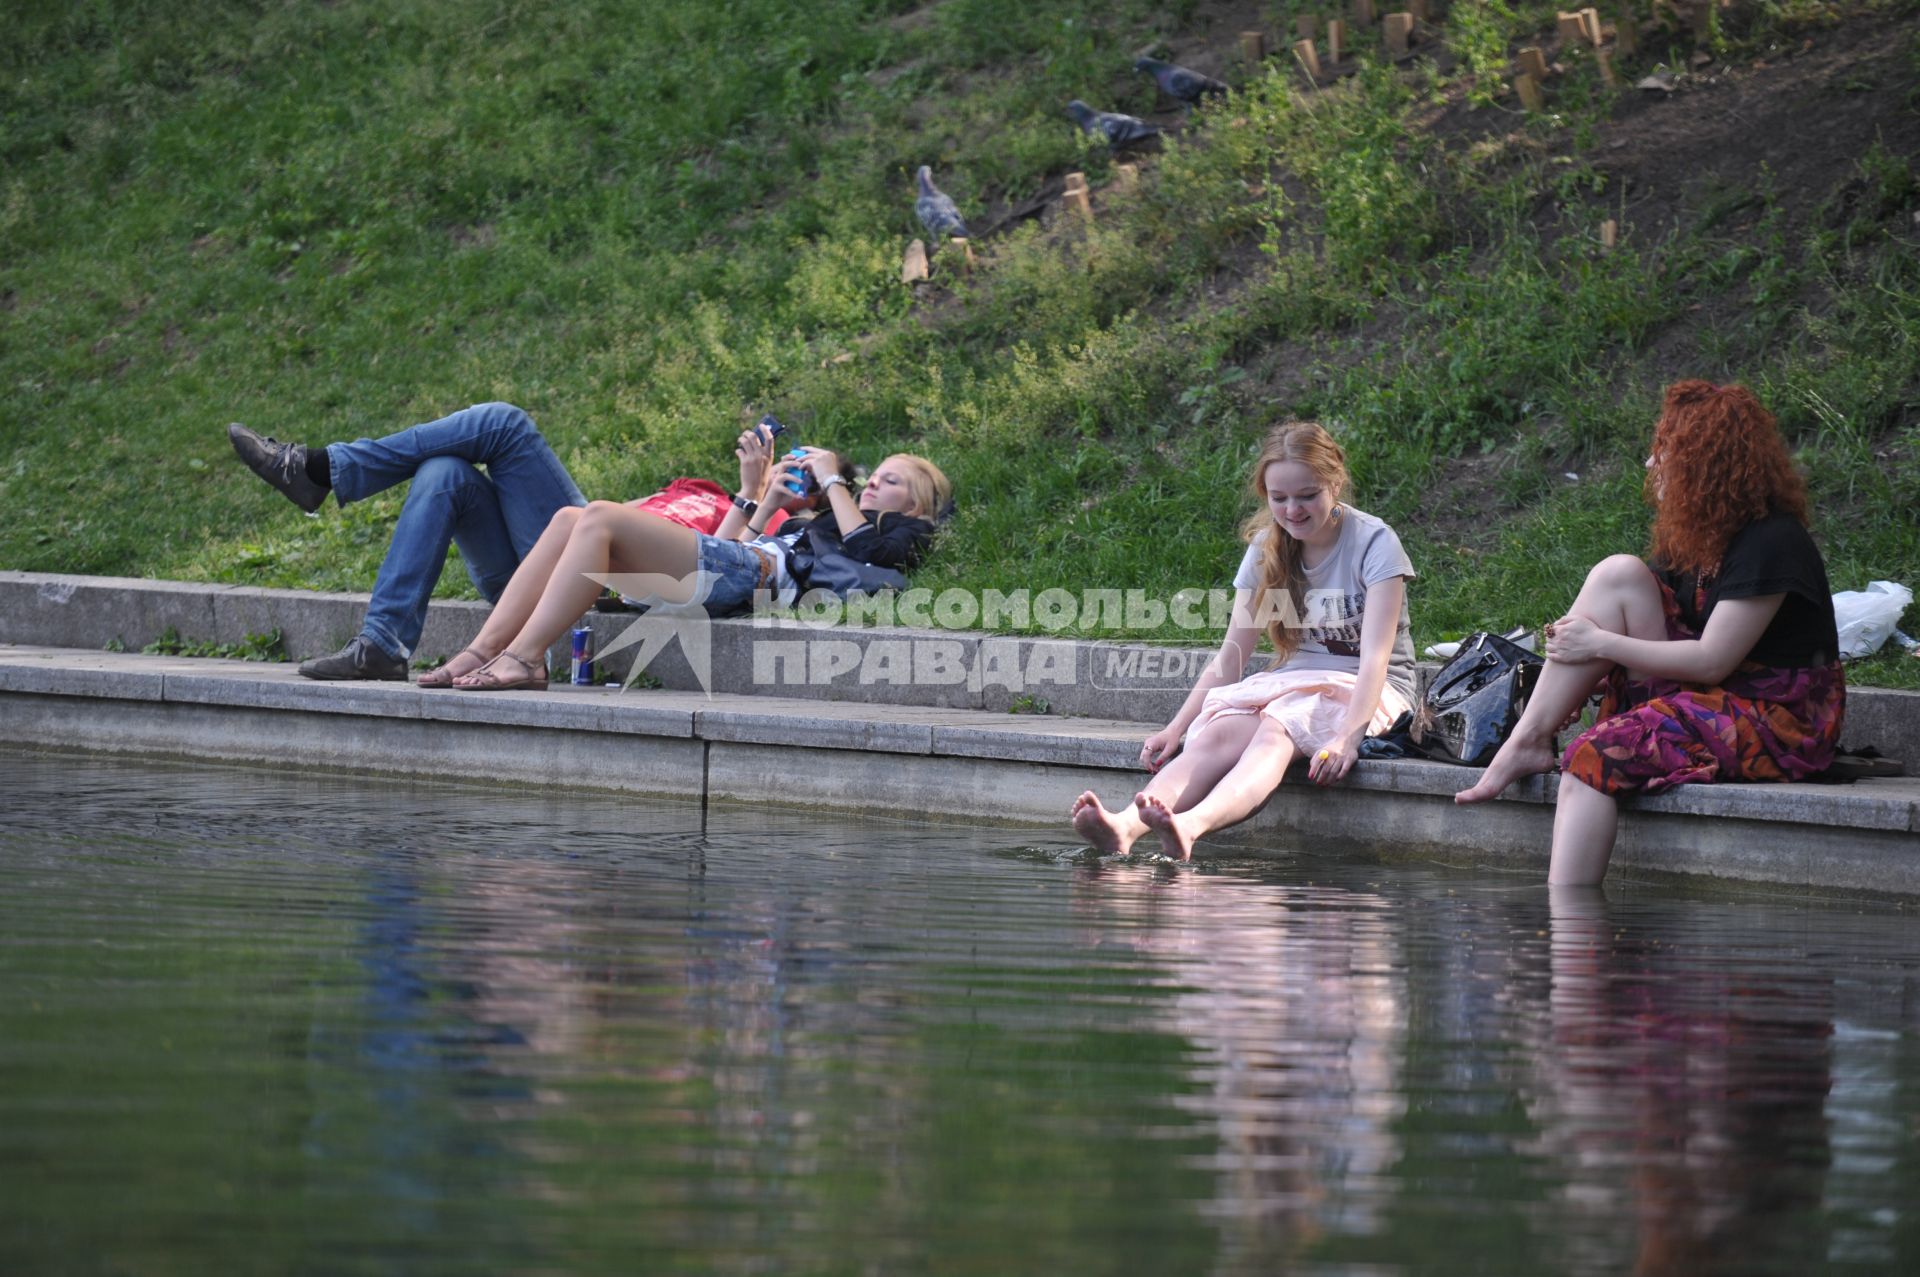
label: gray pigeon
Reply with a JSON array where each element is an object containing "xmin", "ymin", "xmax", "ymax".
[
  {"xmin": 1066, "ymin": 99, "xmax": 1160, "ymax": 150},
  {"xmin": 1134, "ymin": 57, "xmax": 1228, "ymax": 105},
  {"xmin": 913, "ymin": 166, "xmax": 970, "ymax": 239}
]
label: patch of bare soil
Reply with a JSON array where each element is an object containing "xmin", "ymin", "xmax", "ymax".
[
  {"xmin": 1333, "ymin": 10, "xmax": 1917, "ymax": 544},
  {"xmin": 1593, "ymin": 13, "xmax": 1920, "ymax": 386},
  {"xmin": 1593, "ymin": 15, "xmax": 1919, "ymax": 232}
]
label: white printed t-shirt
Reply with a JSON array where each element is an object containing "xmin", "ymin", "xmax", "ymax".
[{"xmin": 1232, "ymin": 505, "xmax": 1418, "ymax": 702}]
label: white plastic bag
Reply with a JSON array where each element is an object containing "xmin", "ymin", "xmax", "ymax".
[{"xmin": 1833, "ymin": 580, "xmax": 1913, "ymax": 660}]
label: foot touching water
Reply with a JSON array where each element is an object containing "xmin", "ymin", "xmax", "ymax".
[
  {"xmin": 1134, "ymin": 793, "xmax": 1197, "ymax": 861},
  {"xmin": 1454, "ymin": 734, "xmax": 1558, "ymax": 804},
  {"xmin": 1071, "ymin": 791, "xmax": 1133, "ymax": 855}
]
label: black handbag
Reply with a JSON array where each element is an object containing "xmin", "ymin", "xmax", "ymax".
[
  {"xmin": 1411, "ymin": 630, "xmax": 1544, "ymax": 766},
  {"xmin": 791, "ymin": 549, "xmax": 908, "ymax": 597}
]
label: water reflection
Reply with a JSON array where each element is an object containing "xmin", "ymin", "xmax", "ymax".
[
  {"xmin": 1067, "ymin": 859, "xmax": 1406, "ymax": 1269},
  {"xmin": 1062, "ymin": 857, "xmax": 1919, "ymax": 1275},
  {"xmin": 2, "ymin": 751, "xmax": 1918, "ymax": 1275},
  {"xmin": 1524, "ymin": 888, "xmax": 1835, "ymax": 1276}
]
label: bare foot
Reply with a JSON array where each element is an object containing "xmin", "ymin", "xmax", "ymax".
[
  {"xmin": 1070, "ymin": 791, "xmax": 1135, "ymax": 855},
  {"xmin": 1134, "ymin": 792, "xmax": 1198, "ymax": 861},
  {"xmin": 1455, "ymin": 734, "xmax": 1558, "ymax": 804}
]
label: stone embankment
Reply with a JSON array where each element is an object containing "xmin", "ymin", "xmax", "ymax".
[{"xmin": 3, "ymin": 571, "xmax": 1916, "ymax": 894}]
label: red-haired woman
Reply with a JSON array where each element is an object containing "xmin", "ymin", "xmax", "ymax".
[{"xmin": 1456, "ymin": 381, "xmax": 1845, "ymax": 885}]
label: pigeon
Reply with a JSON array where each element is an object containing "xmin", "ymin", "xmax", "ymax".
[
  {"xmin": 913, "ymin": 166, "xmax": 970, "ymax": 239},
  {"xmin": 1065, "ymin": 99, "xmax": 1160, "ymax": 150},
  {"xmin": 1134, "ymin": 57, "xmax": 1228, "ymax": 106}
]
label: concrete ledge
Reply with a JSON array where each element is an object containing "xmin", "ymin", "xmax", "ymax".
[
  {"xmin": 0, "ymin": 574, "xmax": 220, "ymax": 652},
  {"xmin": 0, "ymin": 692, "xmax": 707, "ymax": 795},
  {"xmin": 3, "ymin": 643, "xmax": 1917, "ymax": 895},
  {"xmin": 6, "ymin": 572, "xmax": 1916, "ymax": 754}
]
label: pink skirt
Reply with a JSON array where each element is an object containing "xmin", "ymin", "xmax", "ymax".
[{"xmin": 1187, "ymin": 666, "xmax": 1412, "ymax": 755}]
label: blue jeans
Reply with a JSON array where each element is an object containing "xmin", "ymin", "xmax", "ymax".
[{"xmin": 327, "ymin": 402, "xmax": 586, "ymax": 659}]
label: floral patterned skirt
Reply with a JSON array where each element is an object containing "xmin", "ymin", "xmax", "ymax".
[{"xmin": 1560, "ymin": 581, "xmax": 1846, "ymax": 797}]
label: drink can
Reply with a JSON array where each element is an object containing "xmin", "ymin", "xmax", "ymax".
[{"xmin": 570, "ymin": 625, "xmax": 594, "ymax": 685}]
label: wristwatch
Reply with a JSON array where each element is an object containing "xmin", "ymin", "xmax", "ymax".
[
  {"xmin": 820, "ymin": 475, "xmax": 849, "ymax": 492},
  {"xmin": 731, "ymin": 494, "xmax": 759, "ymax": 516}
]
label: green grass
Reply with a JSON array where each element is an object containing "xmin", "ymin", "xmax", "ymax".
[
  {"xmin": 137, "ymin": 626, "xmax": 287, "ymax": 661},
  {"xmin": 3, "ymin": 0, "xmax": 1917, "ymax": 687}
]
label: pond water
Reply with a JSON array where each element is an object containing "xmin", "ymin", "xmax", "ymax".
[{"xmin": 2, "ymin": 749, "xmax": 1918, "ymax": 1275}]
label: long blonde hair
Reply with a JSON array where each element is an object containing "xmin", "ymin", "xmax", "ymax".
[
  {"xmin": 882, "ymin": 453, "xmax": 952, "ymax": 521},
  {"xmin": 1238, "ymin": 422, "xmax": 1349, "ymax": 659}
]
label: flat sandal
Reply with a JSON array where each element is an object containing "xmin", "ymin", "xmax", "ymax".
[
  {"xmin": 417, "ymin": 646, "xmax": 491, "ymax": 689},
  {"xmin": 452, "ymin": 649, "xmax": 548, "ymax": 692}
]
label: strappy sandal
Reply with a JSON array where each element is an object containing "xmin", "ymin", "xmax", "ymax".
[
  {"xmin": 452, "ymin": 649, "xmax": 549, "ymax": 692},
  {"xmin": 417, "ymin": 646, "xmax": 491, "ymax": 689}
]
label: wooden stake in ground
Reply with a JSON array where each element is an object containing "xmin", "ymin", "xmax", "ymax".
[
  {"xmin": 1557, "ymin": 11, "xmax": 1586, "ymax": 43},
  {"xmin": 1580, "ymin": 7, "xmax": 1603, "ymax": 44},
  {"xmin": 1515, "ymin": 72, "xmax": 1545, "ymax": 112},
  {"xmin": 1061, "ymin": 172, "xmax": 1092, "ymax": 220},
  {"xmin": 1353, "ymin": 0, "xmax": 1375, "ymax": 28},
  {"xmin": 1240, "ymin": 30, "xmax": 1267, "ymax": 63},
  {"xmin": 1293, "ymin": 38, "xmax": 1322, "ymax": 80},
  {"xmin": 1113, "ymin": 163, "xmax": 1139, "ymax": 193},
  {"xmin": 1519, "ymin": 46, "xmax": 1550, "ymax": 81},
  {"xmin": 950, "ymin": 237, "xmax": 975, "ymax": 271},
  {"xmin": 1595, "ymin": 48, "xmax": 1618, "ymax": 86},
  {"xmin": 1616, "ymin": 9, "xmax": 1637, "ymax": 55},
  {"xmin": 1327, "ymin": 19, "xmax": 1346, "ymax": 65},
  {"xmin": 1295, "ymin": 15, "xmax": 1318, "ymax": 42},
  {"xmin": 1384, "ymin": 13, "xmax": 1413, "ymax": 56},
  {"xmin": 901, "ymin": 239, "xmax": 929, "ymax": 284},
  {"xmin": 1600, "ymin": 219, "xmax": 1618, "ymax": 251}
]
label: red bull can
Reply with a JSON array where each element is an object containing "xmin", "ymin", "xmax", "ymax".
[{"xmin": 570, "ymin": 624, "xmax": 594, "ymax": 685}]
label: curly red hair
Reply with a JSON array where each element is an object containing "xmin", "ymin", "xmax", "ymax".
[{"xmin": 1647, "ymin": 380, "xmax": 1808, "ymax": 577}]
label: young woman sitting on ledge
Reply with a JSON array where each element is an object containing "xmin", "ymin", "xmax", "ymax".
[
  {"xmin": 439, "ymin": 437, "xmax": 951, "ymax": 690},
  {"xmin": 1455, "ymin": 380, "xmax": 1845, "ymax": 886},
  {"xmin": 1070, "ymin": 421, "xmax": 1418, "ymax": 860}
]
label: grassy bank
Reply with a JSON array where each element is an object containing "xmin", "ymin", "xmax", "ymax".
[{"xmin": 3, "ymin": 0, "xmax": 1918, "ymax": 686}]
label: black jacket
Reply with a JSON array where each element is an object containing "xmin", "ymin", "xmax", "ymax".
[{"xmin": 782, "ymin": 509, "xmax": 936, "ymax": 592}]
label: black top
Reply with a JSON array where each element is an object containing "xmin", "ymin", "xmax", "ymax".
[{"xmin": 1656, "ymin": 513, "xmax": 1838, "ymax": 668}]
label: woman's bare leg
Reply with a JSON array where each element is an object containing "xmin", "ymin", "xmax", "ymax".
[
  {"xmin": 1546, "ymin": 776, "xmax": 1620, "ymax": 886},
  {"xmin": 1456, "ymin": 555, "xmax": 1668, "ymax": 803},
  {"xmin": 1168, "ymin": 716, "xmax": 1266, "ymax": 814},
  {"xmin": 476, "ymin": 503, "xmax": 701, "ymax": 673},
  {"xmin": 465, "ymin": 506, "xmax": 585, "ymax": 659},
  {"xmin": 510, "ymin": 502, "xmax": 700, "ymax": 661},
  {"xmin": 1071, "ymin": 715, "xmax": 1259, "ymax": 854},
  {"xmin": 1136, "ymin": 718, "xmax": 1297, "ymax": 860}
]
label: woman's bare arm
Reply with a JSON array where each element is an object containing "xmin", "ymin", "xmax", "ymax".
[{"xmin": 1549, "ymin": 593, "xmax": 1786, "ymax": 684}]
